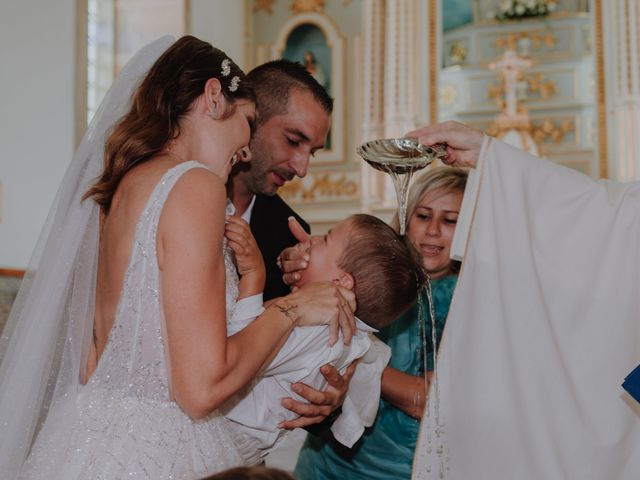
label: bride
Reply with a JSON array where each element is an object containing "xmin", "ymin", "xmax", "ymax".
[{"xmin": 0, "ymin": 36, "xmax": 355, "ymax": 480}]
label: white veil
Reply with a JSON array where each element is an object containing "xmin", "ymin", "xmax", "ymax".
[{"xmin": 0, "ymin": 36, "xmax": 174, "ymax": 479}]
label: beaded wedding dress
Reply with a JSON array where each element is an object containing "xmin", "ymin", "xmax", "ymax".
[
  {"xmin": 18, "ymin": 161, "xmax": 244, "ymax": 480},
  {"xmin": 0, "ymin": 37, "xmax": 245, "ymax": 480}
]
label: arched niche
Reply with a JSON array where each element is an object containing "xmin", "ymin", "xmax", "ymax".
[{"xmin": 272, "ymin": 13, "xmax": 346, "ymax": 164}]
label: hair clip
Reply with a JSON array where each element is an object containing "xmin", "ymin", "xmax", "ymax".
[
  {"xmin": 221, "ymin": 58, "xmax": 231, "ymax": 77},
  {"xmin": 229, "ymin": 76, "xmax": 240, "ymax": 92}
]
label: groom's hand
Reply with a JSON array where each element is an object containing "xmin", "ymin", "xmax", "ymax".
[
  {"xmin": 278, "ymin": 362, "xmax": 356, "ymax": 429},
  {"xmin": 278, "ymin": 217, "xmax": 311, "ymax": 287}
]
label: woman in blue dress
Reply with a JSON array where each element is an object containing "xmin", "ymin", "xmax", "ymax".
[{"xmin": 294, "ymin": 167, "xmax": 468, "ymax": 480}]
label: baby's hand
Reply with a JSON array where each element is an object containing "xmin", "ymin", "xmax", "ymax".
[{"xmin": 225, "ymin": 216, "xmax": 265, "ymax": 290}]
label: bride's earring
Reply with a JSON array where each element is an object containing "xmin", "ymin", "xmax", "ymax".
[{"xmin": 230, "ymin": 154, "xmax": 239, "ymax": 167}]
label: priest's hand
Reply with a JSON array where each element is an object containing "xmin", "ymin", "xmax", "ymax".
[
  {"xmin": 278, "ymin": 362, "xmax": 357, "ymax": 429},
  {"xmin": 405, "ymin": 121, "xmax": 484, "ymax": 169},
  {"xmin": 277, "ymin": 217, "xmax": 311, "ymax": 286}
]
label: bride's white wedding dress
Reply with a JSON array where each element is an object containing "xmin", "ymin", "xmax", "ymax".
[{"xmin": 18, "ymin": 161, "xmax": 244, "ymax": 480}]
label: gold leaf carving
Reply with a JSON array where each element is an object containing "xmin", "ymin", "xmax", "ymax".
[
  {"xmin": 488, "ymin": 72, "xmax": 557, "ymax": 106},
  {"xmin": 527, "ymin": 73, "xmax": 557, "ymax": 100},
  {"xmin": 530, "ymin": 118, "xmax": 574, "ymax": 144},
  {"xmin": 254, "ymin": 0, "xmax": 275, "ymax": 14},
  {"xmin": 439, "ymin": 84, "xmax": 458, "ymax": 107},
  {"xmin": 495, "ymin": 31, "xmax": 557, "ymax": 53},
  {"xmin": 487, "ymin": 81, "xmax": 505, "ymax": 108},
  {"xmin": 448, "ymin": 41, "xmax": 467, "ymax": 65},
  {"xmin": 291, "ymin": 0, "xmax": 325, "ymax": 14},
  {"xmin": 279, "ymin": 173, "xmax": 358, "ymax": 202}
]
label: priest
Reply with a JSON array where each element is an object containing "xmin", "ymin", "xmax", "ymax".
[{"xmin": 406, "ymin": 121, "xmax": 640, "ymax": 480}]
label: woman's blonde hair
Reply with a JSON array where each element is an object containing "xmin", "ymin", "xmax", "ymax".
[{"xmin": 390, "ymin": 167, "xmax": 468, "ymax": 233}]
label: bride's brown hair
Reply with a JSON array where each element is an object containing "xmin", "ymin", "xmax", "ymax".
[{"xmin": 85, "ymin": 35, "xmax": 255, "ymax": 213}]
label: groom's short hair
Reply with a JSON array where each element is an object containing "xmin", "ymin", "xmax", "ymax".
[
  {"xmin": 246, "ymin": 59, "xmax": 333, "ymax": 126},
  {"xmin": 339, "ymin": 214, "xmax": 427, "ymax": 330}
]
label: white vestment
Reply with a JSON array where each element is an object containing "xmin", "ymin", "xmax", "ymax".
[
  {"xmin": 413, "ymin": 137, "xmax": 640, "ymax": 479},
  {"xmin": 222, "ymin": 298, "xmax": 391, "ymax": 464}
]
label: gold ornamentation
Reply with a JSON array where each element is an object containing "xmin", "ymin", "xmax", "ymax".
[
  {"xmin": 530, "ymin": 118, "xmax": 574, "ymax": 144},
  {"xmin": 290, "ymin": 0, "xmax": 324, "ymax": 14},
  {"xmin": 253, "ymin": 0, "xmax": 275, "ymax": 14},
  {"xmin": 527, "ymin": 73, "xmax": 557, "ymax": 100},
  {"xmin": 487, "ymin": 72, "xmax": 557, "ymax": 107},
  {"xmin": 487, "ymin": 82, "xmax": 505, "ymax": 108},
  {"xmin": 495, "ymin": 31, "xmax": 556, "ymax": 53},
  {"xmin": 485, "ymin": 122, "xmax": 500, "ymax": 137},
  {"xmin": 279, "ymin": 172, "xmax": 358, "ymax": 202},
  {"xmin": 593, "ymin": 0, "xmax": 607, "ymax": 177},
  {"xmin": 439, "ymin": 84, "xmax": 457, "ymax": 107},
  {"xmin": 448, "ymin": 41, "xmax": 467, "ymax": 64},
  {"xmin": 428, "ymin": 0, "xmax": 438, "ymax": 123}
]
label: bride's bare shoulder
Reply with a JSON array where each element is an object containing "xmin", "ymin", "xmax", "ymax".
[
  {"xmin": 154, "ymin": 161, "xmax": 226, "ymax": 240},
  {"xmin": 118, "ymin": 158, "xmax": 224, "ymax": 207},
  {"xmin": 164, "ymin": 163, "xmax": 226, "ymax": 210},
  {"xmin": 156, "ymin": 165, "xmax": 227, "ymax": 270}
]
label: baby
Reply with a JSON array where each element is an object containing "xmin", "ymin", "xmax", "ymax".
[{"xmin": 221, "ymin": 213, "xmax": 426, "ymax": 464}]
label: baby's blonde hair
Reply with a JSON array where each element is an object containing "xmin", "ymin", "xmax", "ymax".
[{"xmin": 338, "ymin": 214, "xmax": 427, "ymax": 329}]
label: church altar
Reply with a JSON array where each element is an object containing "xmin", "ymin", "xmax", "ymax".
[{"xmin": 440, "ymin": 7, "xmax": 595, "ymax": 173}]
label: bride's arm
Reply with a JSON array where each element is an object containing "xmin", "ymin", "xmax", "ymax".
[{"xmin": 157, "ymin": 169, "xmax": 355, "ymax": 420}]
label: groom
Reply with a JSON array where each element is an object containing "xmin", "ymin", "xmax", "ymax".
[{"xmin": 227, "ymin": 59, "xmax": 352, "ymax": 429}]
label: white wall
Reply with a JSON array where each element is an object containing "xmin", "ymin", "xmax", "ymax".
[
  {"xmin": 0, "ymin": 0, "xmax": 246, "ymax": 270},
  {"xmin": 0, "ymin": 0, "xmax": 76, "ymax": 269},
  {"xmin": 190, "ymin": 0, "xmax": 246, "ymax": 68}
]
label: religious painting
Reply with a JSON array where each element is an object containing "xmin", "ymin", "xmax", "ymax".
[
  {"xmin": 282, "ymin": 23, "xmax": 332, "ymax": 96},
  {"xmin": 442, "ymin": 0, "xmax": 473, "ymax": 33},
  {"xmin": 273, "ymin": 14, "xmax": 345, "ymax": 164},
  {"xmin": 282, "ymin": 22, "xmax": 332, "ymax": 149}
]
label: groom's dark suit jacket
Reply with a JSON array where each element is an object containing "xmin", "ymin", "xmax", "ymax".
[{"xmin": 249, "ymin": 194, "xmax": 310, "ymax": 301}]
